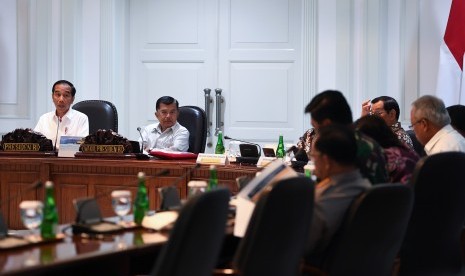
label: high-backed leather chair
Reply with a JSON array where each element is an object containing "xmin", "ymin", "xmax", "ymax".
[
  {"xmin": 400, "ymin": 152, "xmax": 465, "ymax": 276},
  {"xmin": 232, "ymin": 176, "xmax": 314, "ymax": 276},
  {"xmin": 72, "ymin": 100, "xmax": 118, "ymax": 134},
  {"xmin": 316, "ymin": 183, "xmax": 413, "ymax": 276},
  {"xmin": 150, "ymin": 188, "xmax": 230, "ymax": 276},
  {"xmin": 177, "ymin": 106, "xmax": 207, "ymax": 153}
]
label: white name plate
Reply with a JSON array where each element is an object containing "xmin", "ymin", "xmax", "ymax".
[
  {"xmin": 257, "ymin": 156, "xmax": 277, "ymax": 168},
  {"xmin": 58, "ymin": 136, "xmax": 83, "ymax": 157},
  {"xmin": 196, "ymin": 153, "xmax": 229, "ymax": 165}
]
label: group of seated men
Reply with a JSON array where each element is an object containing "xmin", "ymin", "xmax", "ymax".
[
  {"xmin": 32, "ymin": 80, "xmax": 465, "ymax": 261},
  {"xmin": 297, "ymin": 90, "xmax": 465, "ymax": 261},
  {"xmin": 34, "ymin": 80, "xmax": 190, "ymax": 151}
]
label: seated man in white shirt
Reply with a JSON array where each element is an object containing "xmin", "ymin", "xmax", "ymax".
[
  {"xmin": 409, "ymin": 95, "xmax": 465, "ymax": 155},
  {"xmin": 139, "ymin": 96, "xmax": 189, "ymax": 152},
  {"xmin": 34, "ymin": 80, "xmax": 89, "ymax": 149}
]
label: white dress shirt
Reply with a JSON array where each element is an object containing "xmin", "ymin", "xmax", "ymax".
[
  {"xmin": 139, "ymin": 121, "xmax": 189, "ymax": 152},
  {"xmin": 34, "ymin": 109, "xmax": 89, "ymax": 149},
  {"xmin": 425, "ymin": 124, "xmax": 465, "ymax": 155}
]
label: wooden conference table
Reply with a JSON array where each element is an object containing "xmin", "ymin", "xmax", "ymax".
[
  {"xmin": 0, "ymin": 224, "xmax": 169, "ymax": 276},
  {"xmin": 0, "ymin": 155, "xmax": 259, "ymax": 229}
]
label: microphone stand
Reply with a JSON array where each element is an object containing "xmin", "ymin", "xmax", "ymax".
[
  {"xmin": 53, "ymin": 117, "xmax": 61, "ymax": 151},
  {"xmin": 224, "ymin": 136, "xmax": 262, "ymax": 157},
  {"xmin": 137, "ymin": 127, "xmax": 147, "ymax": 152},
  {"xmin": 159, "ymin": 164, "xmax": 201, "ymax": 211}
]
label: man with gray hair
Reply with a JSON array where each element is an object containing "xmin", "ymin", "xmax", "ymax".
[{"xmin": 409, "ymin": 95, "xmax": 465, "ymax": 155}]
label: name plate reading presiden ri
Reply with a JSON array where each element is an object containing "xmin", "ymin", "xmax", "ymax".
[
  {"xmin": 80, "ymin": 144, "xmax": 125, "ymax": 154},
  {"xmin": 2, "ymin": 143, "xmax": 40, "ymax": 151}
]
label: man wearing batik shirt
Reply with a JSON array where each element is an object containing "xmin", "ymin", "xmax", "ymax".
[
  {"xmin": 361, "ymin": 96, "xmax": 413, "ymax": 149},
  {"xmin": 304, "ymin": 90, "xmax": 388, "ymax": 184}
]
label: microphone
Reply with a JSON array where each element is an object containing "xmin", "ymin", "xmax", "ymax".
[
  {"xmin": 159, "ymin": 163, "xmax": 201, "ymax": 211},
  {"xmin": 72, "ymin": 169, "xmax": 170, "ymax": 233},
  {"xmin": 137, "ymin": 127, "xmax": 147, "ymax": 149},
  {"xmin": 224, "ymin": 136, "xmax": 262, "ymax": 157},
  {"xmin": 0, "ymin": 180, "xmax": 43, "ymax": 237},
  {"xmin": 53, "ymin": 117, "xmax": 61, "ymax": 151}
]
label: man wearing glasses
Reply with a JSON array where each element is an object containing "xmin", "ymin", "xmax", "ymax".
[
  {"xmin": 138, "ymin": 96, "xmax": 189, "ymax": 152},
  {"xmin": 361, "ymin": 96, "xmax": 413, "ymax": 149},
  {"xmin": 410, "ymin": 95, "xmax": 465, "ymax": 155}
]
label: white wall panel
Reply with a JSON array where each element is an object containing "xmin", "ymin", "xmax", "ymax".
[
  {"xmin": 231, "ymin": 0, "xmax": 289, "ymax": 45},
  {"xmin": 0, "ymin": 0, "xmax": 456, "ymax": 142},
  {"xmin": 144, "ymin": 62, "xmax": 205, "ymax": 121},
  {"xmin": 0, "ymin": 0, "xmax": 17, "ymax": 105},
  {"xmin": 230, "ymin": 62, "xmax": 292, "ymax": 123},
  {"xmin": 147, "ymin": 0, "xmax": 199, "ymax": 45},
  {"xmin": 419, "ymin": 0, "xmax": 452, "ymax": 95}
]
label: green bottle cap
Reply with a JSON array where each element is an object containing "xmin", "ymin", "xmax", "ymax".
[{"xmin": 45, "ymin": 181, "xmax": 53, "ymax": 188}]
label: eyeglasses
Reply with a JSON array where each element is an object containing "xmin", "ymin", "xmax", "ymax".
[
  {"xmin": 369, "ymin": 110, "xmax": 386, "ymax": 116},
  {"xmin": 408, "ymin": 118, "xmax": 425, "ymax": 129}
]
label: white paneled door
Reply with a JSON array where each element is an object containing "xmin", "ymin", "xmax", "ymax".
[{"xmin": 129, "ymin": 0, "xmax": 303, "ymax": 152}]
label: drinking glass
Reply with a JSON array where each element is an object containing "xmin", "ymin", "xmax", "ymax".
[
  {"xmin": 19, "ymin": 200, "xmax": 43, "ymax": 241},
  {"xmin": 111, "ymin": 190, "xmax": 132, "ymax": 225}
]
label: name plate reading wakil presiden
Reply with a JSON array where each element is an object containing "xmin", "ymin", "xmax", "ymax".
[
  {"xmin": 196, "ymin": 153, "xmax": 229, "ymax": 165},
  {"xmin": 3, "ymin": 143, "xmax": 40, "ymax": 151},
  {"xmin": 80, "ymin": 144, "xmax": 125, "ymax": 154}
]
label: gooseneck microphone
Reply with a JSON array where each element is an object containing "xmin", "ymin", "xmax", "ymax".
[
  {"xmin": 159, "ymin": 163, "xmax": 201, "ymax": 211},
  {"xmin": 224, "ymin": 136, "xmax": 262, "ymax": 157},
  {"xmin": 137, "ymin": 127, "xmax": 144, "ymax": 140},
  {"xmin": 53, "ymin": 117, "xmax": 61, "ymax": 151},
  {"xmin": 167, "ymin": 163, "xmax": 201, "ymax": 189},
  {"xmin": 137, "ymin": 126, "xmax": 149, "ymax": 154}
]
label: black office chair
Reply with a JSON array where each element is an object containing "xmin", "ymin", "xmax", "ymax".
[
  {"xmin": 316, "ymin": 183, "xmax": 413, "ymax": 276},
  {"xmin": 399, "ymin": 152, "xmax": 465, "ymax": 276},
  {"xmin": 232, "ymin": 176, "xmax": 314, "ymax": 276},
  {"xmin": 72, "ymin": 100, "xmax": 118, "ymax": 134},
  {"xmin": 406, "ymin": 130, "xmax": 426, "ymax": 157},
  {"xmin": 150, "ymin": 188, "xmax": 230, "ymax": 276},
  {"xmin": 177, "ymin": 106, "xmax": 207, "ymax": 153}
]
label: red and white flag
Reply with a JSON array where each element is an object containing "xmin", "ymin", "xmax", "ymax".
[{"xmin": 436, "ymin": 0, "xmax": 465, "ymax": 106}]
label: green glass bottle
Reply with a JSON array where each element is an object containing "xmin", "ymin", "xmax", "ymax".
[
  {"xmin": 276, "ymin": 135, "xmax": 285, "ymax": 159},
  {"xmin": 40, "ymin": 181, "xmax": 58, "ymax": 239},
  {"xmin": 215, "ymin": 131, "xmax": 225, "ymax": 154},
  {"xmin": 208, "ymin": 165, "xmax": 218, "ymax": 191},
  {"xmin": 133, "ymin": 172, "xmax": 149, "ymax": 225}
]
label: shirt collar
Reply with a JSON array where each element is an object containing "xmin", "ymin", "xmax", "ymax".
[
  {"xmin": 153, "ymin": 121, "xmax": 180, "ymax": 133},
  {"xmin": 55, "ymin": 108, "xmax": 75, "ymax": 122},
  {"xmin": 424, "ymin": 124, "xmax": 454, "ymax": 154}
]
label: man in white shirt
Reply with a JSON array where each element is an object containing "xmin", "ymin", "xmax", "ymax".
[
  {"xmin": 139, "ymin": 96, "xmax": 189, "ymax": 152},
  {"xmin": 409, "ymin": 95, "xmax": 465, "ymax": 155},
  {"xmin": 34, "ymin": 80, "xmax": 89, "ymax": 149}
]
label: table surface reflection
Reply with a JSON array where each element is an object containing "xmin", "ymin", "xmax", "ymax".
[{"xmin": 0, "ymin": 221, "xmax": 168, "ymax": 276}]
